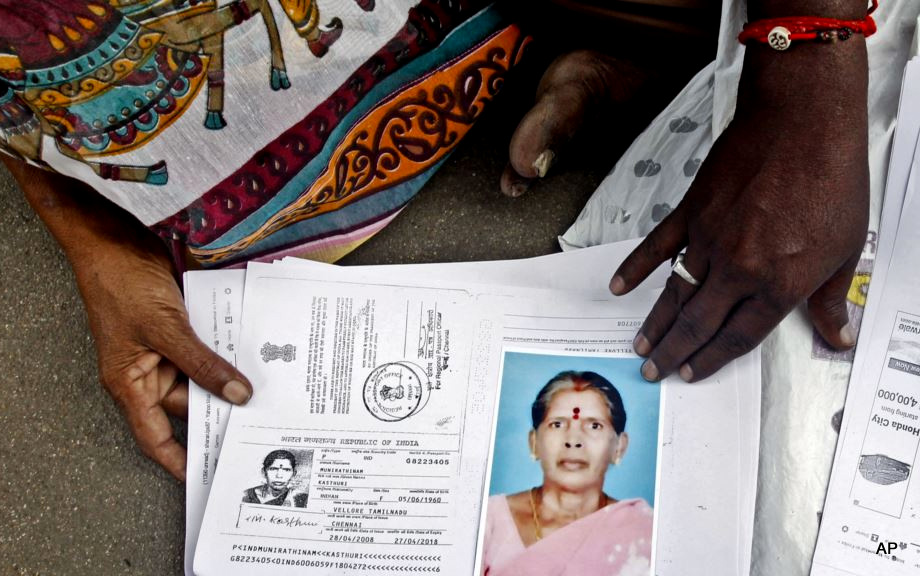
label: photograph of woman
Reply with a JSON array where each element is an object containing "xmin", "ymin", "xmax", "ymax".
[
  {"xmin": 241, "ymin": 449, "xmax": 311, "ymax": 508},
  {"xmin": 481, "ymin": 355, "xmax": 659, "ymax": 576}
]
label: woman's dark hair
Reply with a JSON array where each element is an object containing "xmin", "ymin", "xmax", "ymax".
[
  {"xmin": 530, "ymin": 371, "xmax": 626, "ymax": 434},
  {"xmin": 262, "ymin": 449, "xmax": 297, "ymax": 472}
]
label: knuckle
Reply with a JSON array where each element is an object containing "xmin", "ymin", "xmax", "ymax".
[
  {"xmin": 641, "ymin": 282, "xmax": 688, "ymax": 342},
  {"xmin": 814, "ymin": 293, "xmax": 848, "ymax": 316},
  {"xmin": 137, "ymin": 439, "xmax": 156, "ymax": 460},
  {"xmin": 809, "ymin": 293, "xmax": 848, "ymax": 323},
  {"xmin": 723, "ymin": 255, "xmax": 769, "ymax": 284},
  {"xmin": 672, "ymin": 308, "xmax": 708, "ymax": 347},
  {"xmin": 715, "ymin": 329, "xmax": 756, "ymax": 358},
  {"xmin": 661, "ymin": 277, "xmax": 685, "ymax": 309},
  {"xmin": 132, "ymin": 429, "xmax": 158, "ymax": 459},
  {"xmin": 764, "ymin": 279, "xmax": 802, "ymax": 312},
  {"xmin": 641, "ymin": 229, "xmax": 671, "ymax": 263},
  {"xmin": 188, "ymin": 354, "xmax": 220, "ymax": 385},
  {"xmin": 149, "ymin": 437, "xmax": 172, "ymax": 461},
  {"xmin": 157, "ymin": 307, "xmax": 192, "ymax": 341},
  {"xmin": 134, "ymin": 423, "xmax": 171, "ymax": 461},
  {"xmin": 643, "ymin": 309, "xmax": 675, "ymax": 343},
  {"xmin": 101, "ymin": 370, "xmax": 135, "ymax": 408},
  {"xmin": 146, "ymin": 281, "xmax": 184, "ymax": 311}
]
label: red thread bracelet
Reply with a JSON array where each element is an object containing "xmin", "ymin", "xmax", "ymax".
[{"xmin": 738, "ymin": 0, "xmax": 878, "ymax": 51}]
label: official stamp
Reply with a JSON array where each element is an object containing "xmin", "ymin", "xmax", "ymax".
[{"xmin": 363, "ymin": 362, "xmax": 430, "ymax": 422}]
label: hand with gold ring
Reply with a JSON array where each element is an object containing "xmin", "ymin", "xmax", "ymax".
[{"xmin": 606, "ymin": 29, "xmax": 868, "ymax": 383}]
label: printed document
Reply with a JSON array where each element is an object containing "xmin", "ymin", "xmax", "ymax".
[{"xmin": 185, "ymin": 245, "xmax": 760, "ymax": 575}]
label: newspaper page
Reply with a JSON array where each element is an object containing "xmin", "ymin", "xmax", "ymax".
[{"xmin": 811, "ymin": 73, "xmax": 920, "ymax": 574}]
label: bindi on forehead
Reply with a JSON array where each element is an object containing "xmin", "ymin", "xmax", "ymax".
[{"xmin": 572, "ymin": 407, "xmax": 580, "ymax": 420}]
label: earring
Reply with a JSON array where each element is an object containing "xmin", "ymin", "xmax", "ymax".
[
  {"xmin": 614, "ymin": 456, "xmax": 622, "ymax": 466},
  {"xmin": 531, "ymin": 452, "xmax": 538, "ymax": 461}
]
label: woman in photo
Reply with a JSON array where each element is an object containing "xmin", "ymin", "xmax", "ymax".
[
  {"xmin": 242, "ymin": 449, "xmax": 308, "ymax": 508},
  {"xmin": 482, "ymin": 371, "xmax": 652, "ymax": 575}
]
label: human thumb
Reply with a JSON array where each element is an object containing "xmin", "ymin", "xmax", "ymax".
[
  {"xmin": 154, "ymin": 320, "xmax": 253, "ymax": 405},
  {"xmin": 808, "ymin": 253, "xmax": 861, "ymax": 350}
]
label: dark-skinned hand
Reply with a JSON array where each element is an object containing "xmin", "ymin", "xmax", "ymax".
[
  {"xmin": 614, "ymin": 41, "xmax": 868, "ymax": 381},
  {"xmin": 6, "ymin": 160, "xmax": 253, "ymax": 480},
  {"xmin": 76, "ymin": 224, "xmax": 252, "ymax": 479},
  {"xmin": 505, "ymin": 41, "xmax": 868, "ymax": 382}
]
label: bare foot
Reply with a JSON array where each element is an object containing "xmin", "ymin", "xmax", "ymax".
[{"xmin": 502, "ymin": 50, "xmax": 650, "ymax": 197}]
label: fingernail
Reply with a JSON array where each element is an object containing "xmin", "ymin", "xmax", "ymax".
[
  {"xmin": 610, "ymin": 275, "xmax": 626, "ymax": 295},
  {"xmin": 679, "ymin": 363, "xmax": 693, "ymax": 382},
  {"xmin": 641, "ymin": 360, "xmax": 659, "ymax": 382},
  {"xmin": 223, "ymin": 379, "xmax": 251, "ymax": 405},
  {"xmin": 840, "ymin": 323, "xmax": 856, "ymax": 348},
  {"xmin": 633, "ymin": 333, "xmax": 651, "ymax": 356},
  {"xmin": 533, "ymin": 150, "xmax": 555, "ymax": 178}
]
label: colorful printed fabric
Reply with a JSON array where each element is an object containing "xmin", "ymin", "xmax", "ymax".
[{"xmin": 0, "ymin": 0, "xmax": 527, "ymax": 267}]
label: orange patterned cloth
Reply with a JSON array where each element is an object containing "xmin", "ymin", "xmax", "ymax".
[{"xmin": 0, "ymin": 0, "xmax": 527, "ymax": 267}]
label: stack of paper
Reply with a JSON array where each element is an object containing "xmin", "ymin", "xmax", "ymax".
[
  {"xmin": 811, "ymin": 55, "xmax": 920, "ymax": 576},
  {"xmin": 182, "ymin": 240, "xmax": 761, "ymax": 575}
]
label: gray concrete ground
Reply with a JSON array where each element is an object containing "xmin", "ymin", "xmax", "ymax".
[{"xmin": 0, "ymin": 22, "xmax": 710, "ymax": 575}]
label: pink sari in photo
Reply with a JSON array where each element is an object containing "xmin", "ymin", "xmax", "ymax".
[{"xmin": 481, "ymin": 495, "xmax": 653, "ymax": 576}]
